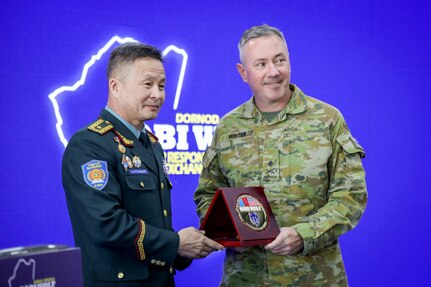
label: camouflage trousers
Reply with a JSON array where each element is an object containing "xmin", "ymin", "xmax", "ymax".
[{"xmin": 219, "ymin": 245, "xmax": 348, "ymax": 287}]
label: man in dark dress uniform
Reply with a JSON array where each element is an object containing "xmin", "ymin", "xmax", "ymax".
[{"xmin": 62, "ymin": 42, "xmax": 223, "ymax": 287}]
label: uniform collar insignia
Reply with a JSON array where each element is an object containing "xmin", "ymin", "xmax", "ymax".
[
  {"xmin": 146, "ymin": 129, "xmax": 158, "ymax": 144},
  {"xmin": 113, "ymin": 130, "xmax": 134, "ymax": 147}
]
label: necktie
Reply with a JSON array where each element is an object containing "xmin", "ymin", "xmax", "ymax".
[
  {"xmin": 139, "ymin": 132, "xmax": 150, "ymax": 147},
  {"xmin": 139, "ymin": 132, "xmax": 158, "ymax": 174}
]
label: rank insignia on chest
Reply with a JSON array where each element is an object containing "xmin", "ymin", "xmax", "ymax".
[{"xmin": 81, "ymin": 160, "xmax": 109, "ymax": 191}]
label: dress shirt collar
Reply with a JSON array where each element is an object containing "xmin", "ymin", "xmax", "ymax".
[{"xmin": 104, "ymin": 106, "xmax": 146, "ymax": 139}]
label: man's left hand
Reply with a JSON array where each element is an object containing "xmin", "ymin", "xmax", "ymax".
[{"xmin": 264, "ymin": 227, "xmax": 304, "ymax": 255}]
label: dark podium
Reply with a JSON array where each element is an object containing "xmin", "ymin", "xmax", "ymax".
[
  {"xmin": 200, "ymin": 186, "xmax": 280, "ymax": 247},
  {"xmin": 0, "ymin": 245, "xmax": 83, "ymax": 287}
]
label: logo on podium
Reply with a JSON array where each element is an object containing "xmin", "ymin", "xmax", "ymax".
[{"xmin": 200, "ymin": 186, "xmax": 280, "ymax": 247}]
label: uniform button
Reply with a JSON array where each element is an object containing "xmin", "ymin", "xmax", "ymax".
[
  {"xmin": 156, "ymin": 260, "xmax": 161, "ymax": 265},
  {"xmin": 163, "ymin": 210, "xmax": 168, "ymax": 217},
  {"xmin": 140, "ymin": 182, "xmax": 145, "ymax": 188},
  {"xmin": 151, "ymin": 259, "xmax": 156, "ymax": 264},
  {"xmin": 161, "ymin": 182, "xmax": 164, "ymax": 189},
  {"xmin": 117, "ymin": 272, "xmax": 124, "ymax": 279},
  {"xmin": 161, "ymin": 262, "xmax": 166, "ymax": 266},
  {"xmin": 169, "ymin": 267, "xmax": 173, "ymax": 274}
]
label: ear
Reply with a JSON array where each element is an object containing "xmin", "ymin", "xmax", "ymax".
[
  {"xmin": 108, "ymin": 77, "xmax": 120, "ymax": 98},
  {"xmin": 236, "ymin": 63, "xmax": 248, "ymax": 83}
]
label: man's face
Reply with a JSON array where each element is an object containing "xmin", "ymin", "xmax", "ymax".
[
  {"xmin": 111, "ymin": 57, "xmax": 166, "ymax": 129},
  {"xmin": 237, "ymin": 35, "xmax": 291, "ymax": 112}
]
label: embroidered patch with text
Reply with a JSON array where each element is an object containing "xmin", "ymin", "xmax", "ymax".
[{"xmin": 81, "ymin": 160, "xmax": 109, "ymax": 190}]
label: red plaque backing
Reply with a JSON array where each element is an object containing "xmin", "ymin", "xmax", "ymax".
[{"xmin": 200, "ymin": 186, "xmax": 280, "ymax": 247}]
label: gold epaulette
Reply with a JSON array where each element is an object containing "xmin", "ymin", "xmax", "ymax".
[
  {"xmin": 147, "ymin": 129, "xmax": 158, "ymax": 143},
  {"xmin": 88, "ymin": 119, "xmax": 114, "ymax": 135}
]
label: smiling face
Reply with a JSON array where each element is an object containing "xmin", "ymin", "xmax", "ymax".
[
  {"xmin": 236, "ymin": 34, "xmax": 291, "ymax": 112},
  {"xmin": 108, "ymin": 57, "xmax": 166, "ymax": 130}
]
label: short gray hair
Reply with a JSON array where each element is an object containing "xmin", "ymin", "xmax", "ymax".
[{"xmin": 238, "ymin": 24, "xmax": 286, "ymax": 62}]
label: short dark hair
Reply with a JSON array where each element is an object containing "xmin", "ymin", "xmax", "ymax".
[{"xmin": 107, "ymin": 42, "xmax": 164, "ymax": 78}]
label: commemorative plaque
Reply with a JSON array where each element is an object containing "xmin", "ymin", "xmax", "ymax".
[{"xmin": 200, "ymin": 186, "xmax": 280, "ymax": 247}]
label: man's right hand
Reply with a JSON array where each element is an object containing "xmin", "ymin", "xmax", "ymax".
[{"xmin": 177, "ymin": 227, "xmax": 224, "ymax": 259}]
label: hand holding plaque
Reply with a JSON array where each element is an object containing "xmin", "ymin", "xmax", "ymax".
[{"xmin": 199, "ymin": 186, "xmax": 280, "ymax": 247}]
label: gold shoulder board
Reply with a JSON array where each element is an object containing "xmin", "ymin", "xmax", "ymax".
[{"xmin": 87, "ymin": 119, "xmax": 114, "ymax": 135}]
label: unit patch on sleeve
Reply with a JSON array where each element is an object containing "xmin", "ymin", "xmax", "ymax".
[{"xmin": 81, "ymin": 160, "xmax": 109, "ymax": 190}]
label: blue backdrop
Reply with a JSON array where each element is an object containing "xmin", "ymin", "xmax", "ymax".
[{"xmin": 1, "ymin": 1, "xmax": 430, "ymax": 286}]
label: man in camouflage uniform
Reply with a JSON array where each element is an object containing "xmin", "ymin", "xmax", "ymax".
[{"xmin": 194, "ymin": 24, "xmax": 367, "ymax": 286}]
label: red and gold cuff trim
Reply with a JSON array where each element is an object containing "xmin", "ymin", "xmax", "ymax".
[{"xmin": 135, "ymin": 219, "xmax": 146, "ymax": 260}]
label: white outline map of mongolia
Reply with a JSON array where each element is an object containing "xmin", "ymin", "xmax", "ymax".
[{"xmin": 48, "ymin": 36, "xmax": 188, "ymax": 148}]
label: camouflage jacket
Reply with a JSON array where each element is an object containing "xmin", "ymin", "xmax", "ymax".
[{"xmin": 194, "ymin": 84, "xmax": 367, "ymax": 286}]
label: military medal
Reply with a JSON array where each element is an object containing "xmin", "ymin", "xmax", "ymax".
[
  {"xmin": 125, "ymin": 156, "xmax": 133, "ymax": 169},
  {"xmin": 132, "ymin": 156, "xmax": 142, "ymax": 168},
  {"xmin": 114, "ymin": 136, "xmax": 126, "ymax": 154},
  {"xmin": 118, "ymin": 144, "xmax": 126, "ymax": 154},
  {"xmin": 163, "ymin": 161, "xmax": 169, "ymax": 174},
  {"xmin": 122, "ymin": 154, "xmax": 129, "ymax": 171}
]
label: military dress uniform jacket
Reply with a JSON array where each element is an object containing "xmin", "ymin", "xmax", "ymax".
[
  {"xmin": 62, "ymin": 109, "xmax": 191, "ymax": 287},
  {"xmin": 194, "ymin": 84, "xmax": 367, "ymax": 287}
]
